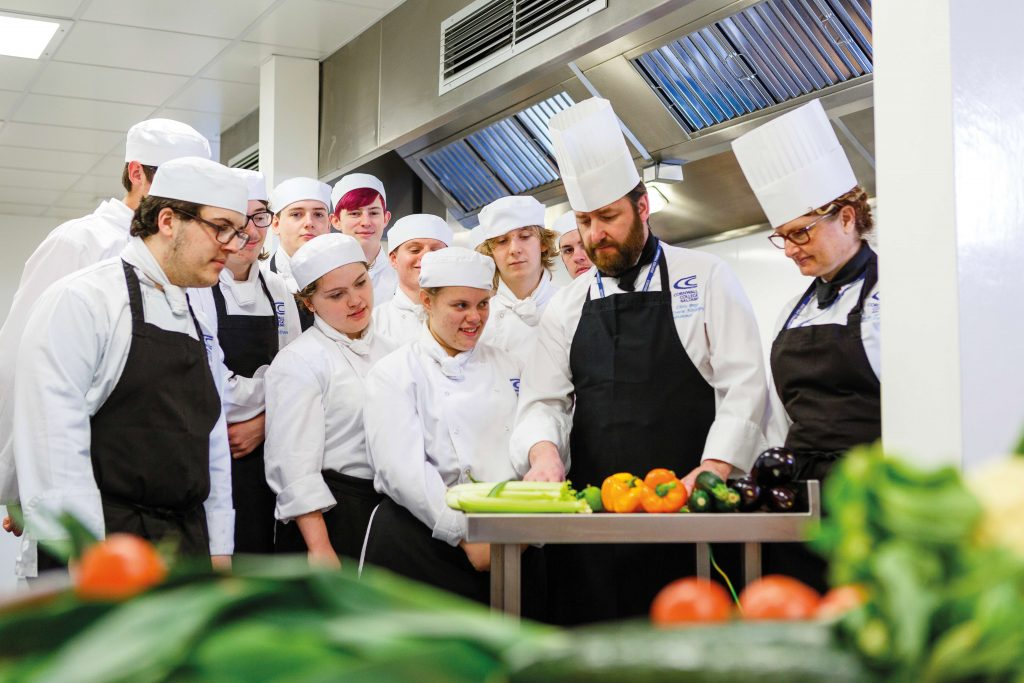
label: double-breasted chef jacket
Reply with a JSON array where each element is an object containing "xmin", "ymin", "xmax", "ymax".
[
  {"xmin": 367, "ymin": 244, "xmax": 398, "ymax": 307},
  {"xmin": 479, "ymin": 270, "xmax": 559, "ymax": 368},
  {"xmin": 372, "ymin": 287, "xmax": 424, "ymax": 346}
]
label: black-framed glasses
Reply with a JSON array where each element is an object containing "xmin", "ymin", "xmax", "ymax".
[
  {"xmin": 246, "ymin": 210, "xmax": 273, "ymax": 229},
  {"xmin": 176, "ymin": 210, "xmax": 251, "ymax": 248},
  {"xmin": 767, "ymin": 211, "xmax": 836, "ymax": 249}
]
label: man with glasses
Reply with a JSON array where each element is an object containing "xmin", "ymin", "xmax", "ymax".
[{"xmin": 13, "ymin": 157, "xmax": 249, "ymax": 569}]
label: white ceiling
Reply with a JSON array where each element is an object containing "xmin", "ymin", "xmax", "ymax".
[{"xmin": 0, "ymin": 0, "xmax": 404, "ymax": 219}]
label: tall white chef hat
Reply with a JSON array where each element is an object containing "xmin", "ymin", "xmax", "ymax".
[
  {"xmin": 148, "ymin": 157, "xmax": 248, "ymax": 216},
  {"xmin": 235, "ymin": 169, "xmax": 268, "ymax": 202},
  {"xmin": 549, "ymin": 98, "xmax": 640, "ymax": 212},
  {"xmin": 387, "ymin": 214, "xmax": 454, "ymax": 254},
  {"xmin": 731, "ymin": 99, "xmax": 857, "ymax": 228},
  {"xmin": 473, "ymin": 195, "xmax": 547, "ymax": 247},
  {"xmin": 124, "ymin": 118, "xmax": 211, "ymax": 167},
  {"xmin": 331, "ymin": 173, "xmax": 387, "ymax": 213},
  {"xmin": 419, "ymin": 247, "xmax": 495, "ymax": 291},
  {"xmin": 551, "ymin": 210, "xmax": 579, "ymax": 246},
  {"xmin": 290, "ymin": 233, "xmax": 367, "ymax": 290},
  {"xmin": 270, "ymin": 177, "xmax": 332, "ymax": 214}
]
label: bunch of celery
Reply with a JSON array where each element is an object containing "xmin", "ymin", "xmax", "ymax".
[{"xmin": 446, "ymin": 481, "xmax": 592, "ymax": 513}]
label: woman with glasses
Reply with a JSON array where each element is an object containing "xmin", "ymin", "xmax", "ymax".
[
  {"xmin": 733, "ymin": 99, "xmax": 879, "ymax": 592},
  {"xmin": 191, "ymin": 170, "xmax": 302, "ymax": 554}
]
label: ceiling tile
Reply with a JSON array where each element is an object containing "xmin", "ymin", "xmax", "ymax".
[
  {"xmin": 54, "ymin": 190, "xmax": 105, "ymax": 209},
  {"xmin": 81, "ymin": 0, "xmax": 278, "ymax": 40},
  {"xmin": 0, "ymin": 166, "xmax": 81, "ymax": 191},
  {"xmin": 0, "ymin": 121, "xmax": 123, "ymax": 154},
  {"xmin": 13, "ymin": 93, "xmax": 154, "ymax": 132},
  {"xmin": 44, "ymin": 206, "xmax": 90, "ymax": 219},
  {"xmin": 0, "ymin": 0, "xmax": 81, "ymax": 18},
  {"xmin": 165, "ymin": 79, "xmax": 259, "ymax": 117},
  {"xmin": 154, "ymin": 108, "xmax": 236, "ymax": 144},
  {"xmin": 33, "ymin": 62, "xmax": 189, "ymax": 106},
  {"xmin": 0, "ymin": 56, "xmax": 42, "ymax": 91},
  {"xmin": 0, "ymin": 185, "xmax": 63, "ymax": 205},
  {"xmin": 0, "ymin": 89, "xmax": 20, "ymax": 115},
  {"xmin": 322, "ymin": 0, "xmax": 404, "ymax": 10},
  {"xmin": 0, "ymin": 145, "xmax": 101, "ymax": 173},
  {"xmin": 202, "ymin": 41, "xmax": 322, "ymax": 84},
  {"xmin": 0, "ymin": 202, "xmax": 46, "ymax": 217},
  {"xmin": 91, "ymin": 153, "xmax": 126, "ymax": 177},
  {"xmin": 70, "ymin": 173, "xmax": 122, "ymax": 194},
  {"xmin": 244, "ymin": 0, "xmax": 381, "ymax": 54},
  {"xmin": 54, "ymin": 21, "xmax": 230, "ymax": 76}
]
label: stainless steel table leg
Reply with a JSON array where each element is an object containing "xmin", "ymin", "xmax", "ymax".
[
  {"xmin": 696, "ymin": 542, "xmax": 710, "ymax": 579},
  {"xmin": 490, "ymin": 544, "xmax": 505, "ymax": 612},
  {"xmin": 490, "ymin": 544, "xmax": 521, "ymax": 619},
  {"xmin": 744, "ymin": 542, "xmax": 762, "ymax": 587}
]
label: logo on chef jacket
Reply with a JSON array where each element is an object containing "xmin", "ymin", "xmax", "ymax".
[
  {"xmin": 864, "ymin": 291, "xmax": 881, "ymax": 322},
  {"xmin": 672, "ymin": 275, "xmax": 699, "ymax": 303},
  {"xmin": 510, "ymin": 378, "xmax": 521, "ymax": 396},
  {"xmin": 275, "ymin": 301, "xmax": 286, "ymax": 328},
  {"xmin": 202, "ymin": 333, "xmax": 215, "ymax": 355}
]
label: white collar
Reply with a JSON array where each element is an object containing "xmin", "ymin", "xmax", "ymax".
[
  {"xmin": 417, "ymin": 322, "xmax": 474, "ymax": 380},
  {"xmin": 98, "ymin": 198, "xmax": 135, "ymax": 232},
  {"xmin": 219, "ymin": 262, "xmax": 262, "ymax": 307},
  {"xmin": 368, "ymin": 244, "xmax": 389, "ymax": 276},
  {"xmin": 494, "ymin": 270, "xmax": 554, "ymax": 326},
  {"xmin": 272, "ymin": 249, "xmax": 298, "ymax": 291},
  {"xmin": 313, "ymin": 314, "xmax": 375, "ymax": 357},
  {"xmin": 121, "ymin": 236, "xmax": 191, "ymax": 318},
  {"xmin": 391, "ymin": 287, "xmax": 422, "ymax": 314}
]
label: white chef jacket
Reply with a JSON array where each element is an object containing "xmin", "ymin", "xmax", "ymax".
[
  {"xmin": 511, "ymin": 241, "xmax": 769, "ymax": 475},
  {"xmin": 189, "ymin": 265, "xmax": 303, "ymax": 422},
  {"xmin": 264, "ymin": 316, "xmax": 395, "ymax": 522},
  {"xmin": 13, "ymin": 236, "xmax": 235, "ymax": 565},
  {"xmin": 372, "ymin": 287, "xmax": 425, "ymax": 346},
  {"xmin": 263, "ymin": 248, "xmax": 298, "ymax": 292},
  {"xmin": 364, "ymin": 326, "xmax": 522, "ymax": 547},
  {"xmin": 368, "ymin": 245, "xmax": 397, "ymax": 306},
  {"xmin": 480, "ymin": 270, "xmax": 559, "ymax": 367},
  {"xmin": 0, "ymin": 198, "xmax": 134, "ymax": 505},
  {"xmin": 763, "ymin": 277, "xmax": 881, "ymax": 447}
]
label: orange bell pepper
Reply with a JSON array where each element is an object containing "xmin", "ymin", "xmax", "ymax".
[
  {"xmin": 601, "ymin": 472, "xmax": 643, "ymax": 513},
  {"xmin": 641, "ymin": 468, "xmax": 688, "ymax": 513}
]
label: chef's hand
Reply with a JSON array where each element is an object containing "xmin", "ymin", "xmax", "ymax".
[
  {"xmin": 523, "ymin": 442, "xmax": 566, "ymax": 482},
  {"xmin": 2, "ymin": 516, "xmax": 22, "ymax": 537},
  {"xmin": 211, "ymin": 555, "xmax": 232, "ymax": 572},
  {"xmin": 460, "ymin": 541, "xmax": 491, "ymax": 572},
  {"xmin": 228, "ymin": 413, "xmax": 265, "ymax": 459},
  {"xmin": 681, "ymin": 459, "xmax": 734, "ymax": 494}
]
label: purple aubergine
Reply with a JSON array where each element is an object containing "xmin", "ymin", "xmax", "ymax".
[
  {"xmin": 732, "ymin": 476, "xmax": 762, "ymax": 512},
  {"xmin": 768, "ymin": 485, "xmax": 797, "ymax": 512},
  {"xmin": 754, "ymin": 447, "xmax": 797, "ymax": 487}
]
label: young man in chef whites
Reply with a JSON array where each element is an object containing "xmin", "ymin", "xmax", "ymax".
[
  {"xmin": 13, "ymin": 157, "xmax": 250, "ymax": 570},
  {"xmin": 511, "ymin": 98, "xmax": 768, "ymax": 624},
  {"xmin": 330, "ymin": 173, "xmax": 398, "ymax": 306}
]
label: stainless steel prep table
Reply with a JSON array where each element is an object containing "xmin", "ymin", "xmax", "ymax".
[{"xmin": 465, "ymin": 480, "xmax": 819, "ymax": 618}]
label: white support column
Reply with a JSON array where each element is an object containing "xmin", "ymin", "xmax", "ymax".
[
  {"xmin": 259, "ymin": 55, "xmax": 319, "ymax": 190},
  {"xmin": 876, "ymin": 1, "xmax": 1024, "ymax": 470}
]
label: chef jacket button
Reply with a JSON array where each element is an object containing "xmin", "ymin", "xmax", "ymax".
[
  {"xmin": 504, "ymin": 426, "xmax": 510, "ymax": 432},
  {"xmin": 454, "ymin": 428, "xmax": 460, "ymax": 435},
  {"xmin": 499, "ymin": 311, "xmax": 506, "ymax": 318},
  {"xmin": 444, "ymin": 391, "xmax": 450, "ymax": 397}
]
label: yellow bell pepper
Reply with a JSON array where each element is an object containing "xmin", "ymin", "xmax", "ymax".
[{"xmin": 601, "ymin": 472, "xmax": 643, "ymax": 513}]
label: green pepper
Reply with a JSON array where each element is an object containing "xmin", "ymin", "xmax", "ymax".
[
  {"xmin": 576, "ymin": 485, "xmax": 604, "ymax": 513},
  {"xmin": 689, "ymin": 489, "xmax": 712, "ymax": 512}
]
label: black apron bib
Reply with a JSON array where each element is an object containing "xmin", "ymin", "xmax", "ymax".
[
  {"xmin": 270, "ymin": 252, "xmax": 313, "ymax": 331},
  {"xmin": 274, "ymin": 471, "xmax": 382, "ymax": 560},
  {"xmin": 764, "ymin": 255, "xmax": 880, "ymax": 592},
  {"xmin": 212, "ymin": 272, "xmax": 279, "ymax": 554},
  {"xmin": 548, "ymin": 246, "xmax": 718, "ymax": 625},
  {"xmin": 91, "ymin": 261, "xmax": 221, "ymax": 558}
]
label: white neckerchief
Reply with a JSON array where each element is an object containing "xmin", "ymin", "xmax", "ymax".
[
  {"xmin": 272, "ymin": 249, "xmax": 298, "ymax": 292},
  {"xmin": 417, "ymin": 323, "xmax": 473, "ymax": 381},
  {"xmin": 121, "ymin": 236, "xmax": 190, "ymax": 318},
  {"xmin": 220, "ymin": 262, "xmax": 261, "ymax": 307},
  {"xmin": 313, "ymin": 314, "xmax": 374, "ymax": 357},
  {"xmin": 392, "ymin": 287, "xmax": 425, "ymax": 319},
  {"xmin": 495, "ymin": 270, "xmax": 555, "ymax": 326}
]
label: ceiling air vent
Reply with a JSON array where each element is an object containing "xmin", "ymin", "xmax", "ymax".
[
  {"xmin": 228, "ymin": 144, "xmax": 259, "ymax": 171},
  {"xmin": 632, "ymin": 0, "xmax": 872, "ymax": 134},
  {"xmin": 419, "ymin": 92, "xmax": 574, "ymax": 214},
  {"xmin": 440, "ymin": 0, "xmax": 606, "ymax": 95}
]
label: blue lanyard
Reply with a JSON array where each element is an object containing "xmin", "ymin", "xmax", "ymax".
[{"xmin": 595, "ymin": 242, "xmax": 662, "ymax": 299}]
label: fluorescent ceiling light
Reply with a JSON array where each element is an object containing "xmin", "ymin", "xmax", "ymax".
[{"xmin": 0, "ymin": 14, "xmax": 63, "ymax": 60}]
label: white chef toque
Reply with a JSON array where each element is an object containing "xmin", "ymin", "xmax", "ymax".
[
  {"xmin": 549, "ymin": 98, "xmax": 640, "ymax": 212},
  {"xmin": 473, "ymin": 195, "xmax": 547, "ymax": 248},
  {"xmin": 419, "ymin": 247, "xmax": 495, "ymax": 291},
  {"xmin": 124, "ymin": 119, "xmax": 211, "ymax": 167},
  {"xmin": 235, "ymin": 169, "xmax": 268, "ymax": 202},
  {"xmin": 148, "ymin": 157, "xmax": 248, "ymax": 216},
  {"xmin": 387, "ymin": 214, "xmax": 454, "ymax": 254},
  {"xmin": 731, "ymin": 99, "xmax": 857, "ymax": 228},
  {"xmin": 270, "ymin": 177, "xmax": 333, "ymax": 214},
  {"xmin": 551, "ymin": 210, "xmax": 579, "ymax": 246},
  {"xmin": 331, "ymin": 173, "xmax": 387, "ymax": 213},
  {"xmin": 290, "ymin": 233, "xmax": 367, "ymax": 290}
]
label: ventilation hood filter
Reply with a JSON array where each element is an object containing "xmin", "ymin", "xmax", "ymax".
[{"xmin": 633, "ymin": 0, "xmax": 872, "ymax": 134}]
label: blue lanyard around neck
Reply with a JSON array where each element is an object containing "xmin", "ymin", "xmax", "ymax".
[{"xmin": 595, "ymin": 241, "xmax": 662, "ymax": 299}]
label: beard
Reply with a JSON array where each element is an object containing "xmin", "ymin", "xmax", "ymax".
[
  {"xmin": 165, "ymin": 228, "xmax": 217, "ymax": 288},
  {"xmin": 583, "ymin": 208, "xmax": 646, "ymax": 276}
]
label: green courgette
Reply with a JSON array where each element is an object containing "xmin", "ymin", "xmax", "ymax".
[{"xmin": 689, "ymin": 489, "xmax": 712, "ymax": 512}]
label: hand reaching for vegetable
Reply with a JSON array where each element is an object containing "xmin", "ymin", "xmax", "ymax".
[
  {"xmin": 461, "ymin": 541, "xmax": 491, "ymax": 572},
  {"xmin": 227, "ymin": 413, "xmax": 265, "ymax": 459},
  {"xmin": 681, "ymin": 459, "xmax": 733, "ymax": 495},
  {"xmin": 2, "ymin": 515, "xmax": 22, "ymax": 537},
  {"xmin": 523, "ymin": 442, "xmax": 566, "ymax": 482}
]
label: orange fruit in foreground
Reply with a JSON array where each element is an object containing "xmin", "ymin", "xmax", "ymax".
[
  {"xmin": 75, "ymin": 533, "xmax": 167, "ymax": 600},
  {"xmin": 651, "ymin": 577, "xmax": 734, "ymax": 626},
  {"xmin": 739, "ymin": 575, "xmax": 821, "ymax": 620},
  {"xmin": 817, "ymin": 584, "xmax": 867, "ymax": 619}
]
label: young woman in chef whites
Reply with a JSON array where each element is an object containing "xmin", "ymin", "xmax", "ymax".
[
  {"xmin": 372, "ymin": 213, "xmax": 453, "ymax": 345},
  {"xmin": 551, "ymin": 209, "xmax": 594, "ymax": 279},
  {"xmin": 362, "ymin": 248, "xmax": 543, "ymax": 611},
  {"xmin": 264, "ymin": 234, "xmax": 395, "ymax": 568},
  {"xmin": 472, "ymin": 195, "xmax": 559, "ymax": 366},
  {"xmin": 330, "ymin": 173, "xmax": 398, "ymax": 306},
  {"xmin": 732, "ymin": 98, "xmax": 880, "ymax": 592}
]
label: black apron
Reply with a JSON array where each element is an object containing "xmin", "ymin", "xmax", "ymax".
[
  {"xmin": 764, "ymin": 255, "xmax": 880, "ymax": 592},
  {"xmin": 91, "ymin": 261, "xmax": 221, "ymax": 558},
  {"xmin": 274, "ymin": 471, "xmax": 382, "ymax": 560},
  {"xmin": 270, "ymin": 252, "xmax": 313, "ymax": 331},
  {"xmin": 547, "ymin": 244, "xmax": 718, "ymax": 625},
  {"xmin": 212, "ymin": 273, "xmax": 279, "ymax": 554}
]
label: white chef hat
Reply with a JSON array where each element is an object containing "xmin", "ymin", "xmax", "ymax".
[
  {"xmin": 125, "ymin": 118, "xmax": 211, "ymax": 167},
  {"xmin": 331, "ymin": 173, "xmax": 387, "ymax": 213},
  {"xmin": 235, "ymin": 169, "xmax": 268, "ymax": 202},
  {"xmin": 551, "ymin": 210, "xmax": 579, "ymax": 246},
  {"xmin": 290, "ymin": 233, "xmax": 367, "ymax": 290},
  {"xmin": 387, "ymin": 214, "xmax": 454, "ymax": 254},
  {"xmin": 419, "ymin": 247, "xmax": 495, "ymax": 291},
  {"xmin": 549, "ymin": 98, "xmax": 640, "ymax": 212},
  {"xmin": 270, "ymin": 177, "xmax": 332, "ymax": 214},
  {"xmin": 474, "ymin": 195, "xmax": 546, "ymax": 247},
  {"xmin": 731, "ymin": 99, "xmax": 857, "ymax": 228},
  {"xmin": 148, "ymin": 157, "xmax": 248, "ymax": 215}
]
